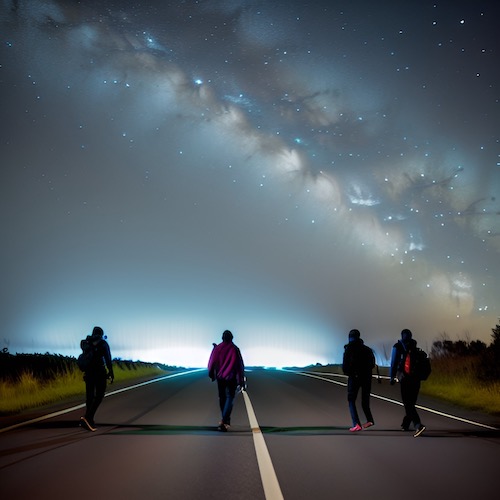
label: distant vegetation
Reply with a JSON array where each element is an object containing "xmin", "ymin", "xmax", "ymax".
[{"xmin": 0, "ymin": 350, "xmax": 179, "ymax": 415}]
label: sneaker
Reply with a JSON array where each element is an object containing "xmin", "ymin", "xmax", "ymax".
[
  {"xmin": 413, "ymin": 425, "xmax": 426, "ymax": 438},
  {"xmin": 217, "ymin": 424, "xmax": 228, "ymax": 432},
  {"xmin": 349, "ymin": 424, "xmax": 362, "ymax": 432},
  {"xmin": 362, "ymin": 422, "xmax": 374, "ymax": 429},
  {"xmin": 80, "ymin": 416, "xmax": 96, "ymax": 432},
  {"xmin": 401, "ymin": 426, "xmax": 410, "ymax": 432}
]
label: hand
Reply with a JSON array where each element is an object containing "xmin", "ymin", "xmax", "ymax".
[
  {"xmin": 239, "ymin": 376, "xmax": 247, "ymax": 392},
  {"xmin": 108, "ymin": 373, "xmax": 114, "ymax": 384}
]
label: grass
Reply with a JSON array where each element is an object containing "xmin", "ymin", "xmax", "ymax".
[
  {"xmin": 419, "ymin": 356, "xmax": 500, "ymax": 415},
  {"xmin": 421, "ymin": 376, "xmax": 500, "ymax": 415},
  {"xmin": 0, "ymin": 362, "xmax": 167, "ymax": 415}
]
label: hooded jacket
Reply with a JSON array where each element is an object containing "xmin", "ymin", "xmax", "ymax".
[{"xmin": 208, "ymin": 340, "xmax": 245, "ymax": 385}]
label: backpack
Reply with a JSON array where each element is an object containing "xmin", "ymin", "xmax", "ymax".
[
  {"xmin": 77, "ymin": 336, "xmax": 97, "ymax": 372},
  {"xmin": 414, "ymin": 348, "xmax": 431, "ymax": 380}
]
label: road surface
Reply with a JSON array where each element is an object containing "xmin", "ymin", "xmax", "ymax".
[{"xmin": 1, "ymin": 368, "xmax": 499, "ymax": 499}]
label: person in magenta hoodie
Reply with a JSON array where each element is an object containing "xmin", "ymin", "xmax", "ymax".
[{"xmin": 208, "ymin": 330, "xmax": 246, "ymax": 432}]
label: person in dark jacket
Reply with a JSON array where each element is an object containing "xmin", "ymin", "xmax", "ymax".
[
  {"xmin": 208, "ymin": 330, "xmax": 245, "ymax": 432},
  {"xmin": 390, "ymin": 328, "xmax": 426, "ymax": 437},
  {"xmin": 80, "ymin": 326, "xmax": 114, "ymax": 431},
  {"xmin": 342, "ymin": 329, "xmax": 375, "ymax": 432}
]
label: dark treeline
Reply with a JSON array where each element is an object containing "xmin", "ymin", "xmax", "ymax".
[
  {"xmin": 430, "ymin": 322, "xmax": 500, "ymax": 381},
  {"xmin": 0, "ymin": 349, "xmax": 174, "ymax": 382},
  {"xmin": 0, "ymin": 350, "xmax": 76, "ymax": 382}
]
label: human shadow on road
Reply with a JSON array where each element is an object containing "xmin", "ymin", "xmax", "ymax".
[
  {"xmin": 24, "ymin": 421, "xmax": 251, "ymax": 436},
  {"xmin": 259, "ymin": 426, "xmax": 500, "ymax": 439},
  {"xmin": 106, "ymin": 424, "xmax": 248, "ymax": 436},
  {"xmin": 406, "ymin": 428, "xmax": 500, "ymax": 439},
  {"xmin": 339, "ymin": 428, "xmax": 500, "ymax": 439},
  {"xmin": 26, "ymin": 421, "xmax": 500, "ymax": 440},
  {"xmin": 259, "ymin": 426, "xmax": 346, "ymax": 435},
  {"xmin": 29, "ymin": 420, "xmax": 83, "ymax": 430}
]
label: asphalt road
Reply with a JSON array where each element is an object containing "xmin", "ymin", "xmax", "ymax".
[{"xmin": 1, "ymin": 368, "xmax": 499, "ymax": 499}]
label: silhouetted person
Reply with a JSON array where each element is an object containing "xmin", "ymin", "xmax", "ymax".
[
  {"xmin": 80, "ymin": 326, "xmax": 114, "ymax": 431},
  {"xmin": 390, "ymin": 328, "xmax": 426, "ymax": 437},
  {"xmin": 342, "ymin": 329, "xmax": 376, "ymax": 432},
  {"xmin": 208, "ymin": 330, "xmax": 245, "ymax": 432}
]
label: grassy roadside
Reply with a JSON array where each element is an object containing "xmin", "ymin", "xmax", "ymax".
[
  {"xmin": 420, "ymin": 375, "xmax": 500, "ymax": 415},
  {"xmin": 0, "ymin": 362, "xmax": 168, "ymax": 415},
  {"xmin": 418, "ymin": 356, "xmax": 500, "ymax": 416}
]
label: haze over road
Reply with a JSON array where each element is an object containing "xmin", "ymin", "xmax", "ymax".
[{"xmin": 1, "ymin": 369, "xmax": 499, "ymax": 499}]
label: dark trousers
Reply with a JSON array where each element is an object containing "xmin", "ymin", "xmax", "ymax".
[
  {"xmin": 217, "ymin": 378, "xmax": 237, "ymax": 425},
  {"xmin": 84, "ymin": 371, "xmax": 107, "ymax": 424},
  {"xmin": 400, "ymin": 376, "xmax": 422, "ymax": 429},
  {"xmin": 347, "ymin": 375, "xmax": 374, "ymax": 426}
]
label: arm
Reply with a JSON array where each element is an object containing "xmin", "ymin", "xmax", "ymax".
[
  {"xmin": 236, "ymin": 347, "xmax": 245, "ymax": 387},
  {"xmin": 342, "ymin": 347, "xmax": 350, "ymax": 376},
  {"xmin": 389, "ymin": 344, "xmax": 398, "ymax": 383},
  {"xmin": 103, "ymin": 341, "xmax": 114, "ymax": 382},
  {"xmin": 208, "ymin": 345, "xmax": 218, "ymax": 381}
]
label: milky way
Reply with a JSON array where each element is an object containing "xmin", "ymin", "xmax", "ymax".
[{"xmin": 1, "ymin": 0, "xmax": 499, "ymax": 366}]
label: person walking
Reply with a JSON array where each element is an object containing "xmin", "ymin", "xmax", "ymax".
[
  {"xmin": 342, "ymin": 329, "xmax": 375, "ymax": 432},
  {"xmin": 390, "ymin": 328, "xmax": 426, "ymax": 437},
  {"xmin": 208, "ymin": 330, "xmax": 245, "ymax": 432},
  {"xmin": 80, "ymin": 326, "xmax": 114, "ymax": 431}
]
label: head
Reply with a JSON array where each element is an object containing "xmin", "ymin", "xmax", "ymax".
[
  {"xmin": 92, "ymin": 326, "xmax": 104, "ymax": 339},
  {"xmin": 401, "ymin": 329, "xmax": 412, "ymax": 343},
  {"xmin": 348, "ymin": 329, "xmax": 361, "ymax": 342},
  {"xmin": 222, "ymin": 330, "xmax": 233, "ymax": 342}
]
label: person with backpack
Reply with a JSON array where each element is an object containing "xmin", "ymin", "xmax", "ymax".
[
  {"xmin": 79, "ymin": 326, "xmax": 114, "ymax": 431},
  {"xmin": 390, "ymin": 328, "xmax": 426, "ymax": 437},
  {"xmin": 208, "ymin": 330, "xmax": 245, "ymax": 432},
  {"xmin": 342, "ymin": 329, "xmax": 376, "ymax": 432}
]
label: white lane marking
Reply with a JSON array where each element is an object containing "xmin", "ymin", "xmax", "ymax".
[
  {"xmin": 293, "ymin": 370, "xmax": 498, "ymax": 431},
  {"xmin": 242, "ymin": 390, "xmax": 284, "ymax": 500},
  {"xmin": 105, "ymin": 368, "xmax": 205, "ymax": 397},
  {"xmin": 0, "ymin": 369, "xmax": 204, "ymax": 434}
]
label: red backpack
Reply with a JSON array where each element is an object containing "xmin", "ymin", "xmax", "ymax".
[{"xmin": 404, "ymin": 351, "xmax": 411, "ymax": 375}]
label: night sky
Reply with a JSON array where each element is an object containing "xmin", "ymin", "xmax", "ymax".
[{"xmin": 1, "ymin": 0, "xmax": 499, "ymax": 367}]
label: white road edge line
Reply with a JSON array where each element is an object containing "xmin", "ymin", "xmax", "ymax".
[
  {"xmin": 242, "ymin": 390, "xmax": 284, "ymax": 500},
  {"xmin": 293, "ymin": 370, "xmax": 498, "ymax": 431},
  {"xmin": 0, "ymin": 369, "xmax": 204, "ymax": 434}
]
